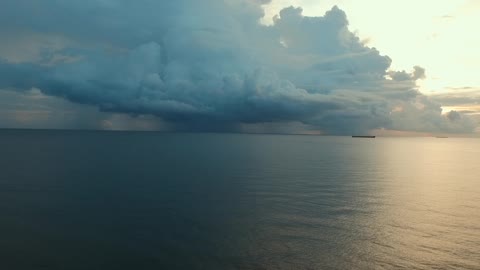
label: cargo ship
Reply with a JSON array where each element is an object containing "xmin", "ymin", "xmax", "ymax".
[{"xmin": 352, "ymin": 136, "xmax": 376, "ymax": 138}]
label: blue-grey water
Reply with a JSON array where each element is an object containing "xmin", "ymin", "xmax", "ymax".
[{"xmin": 0, "ymin": 130, "xmax": 479, "ymax": 269}]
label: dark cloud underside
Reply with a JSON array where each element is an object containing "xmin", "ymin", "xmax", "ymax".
[{"xmin": 0, "ymin": 0, "xmax": 476, "ymax": 134}]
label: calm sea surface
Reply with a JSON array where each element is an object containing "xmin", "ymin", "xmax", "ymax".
[{"xmin": 0, "ymin": 130, "xmax": 479, "ymax": 269}]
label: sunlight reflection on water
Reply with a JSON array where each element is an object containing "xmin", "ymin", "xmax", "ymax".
[{"xmin": 0, "ymin": 131, "xmax": 479, "ymax": 269}]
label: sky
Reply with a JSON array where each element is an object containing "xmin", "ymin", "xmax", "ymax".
[
  {"xmin": 264, "ymin": 0, "xmax": 480, "ymax": 93},
  {"xmin": 0, "ymin": 0, "xmax": 479, "ymax": 135}
]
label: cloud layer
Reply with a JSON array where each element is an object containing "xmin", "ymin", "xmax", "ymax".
[{"xmin": 0, "ymin": 0, "xmax": 476, "ymax": 134}]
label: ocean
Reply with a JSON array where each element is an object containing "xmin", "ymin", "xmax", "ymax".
[{"xmin": 0, "ymin": 130, "xmax": 479, "ymax": 269}]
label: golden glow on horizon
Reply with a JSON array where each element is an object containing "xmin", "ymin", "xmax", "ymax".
[{"xmin": 442, "ymin": 105, "xmax": 480, "ymax": 114}]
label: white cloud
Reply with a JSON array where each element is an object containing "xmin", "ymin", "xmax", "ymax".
[{"xmin": 0, "ymin": 0, "xmax": 476, "ymax": 134}]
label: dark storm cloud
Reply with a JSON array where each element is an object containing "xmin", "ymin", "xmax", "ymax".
[{"xmin": 0, "ymin": 0, "xmax": 476, "ymax": 134}]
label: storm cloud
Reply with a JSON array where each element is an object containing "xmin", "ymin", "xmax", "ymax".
[{"xmin": 0, "ymin": 0, "xmax": 476, "ymax": 134}]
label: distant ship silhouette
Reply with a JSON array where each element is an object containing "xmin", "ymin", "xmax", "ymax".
[{"xmin": 352, "ymin": 136, "xmax": 376, "ymax": 138}]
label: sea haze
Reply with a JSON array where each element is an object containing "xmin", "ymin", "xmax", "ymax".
[{"xmin": 0, "ymin": 130, "xmax": 479, "ymax": 269}]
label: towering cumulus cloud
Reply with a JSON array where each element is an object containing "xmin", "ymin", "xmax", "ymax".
[{"xmin": 0, "ymin": 0, "xmax": 475, "ymax": 134}]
